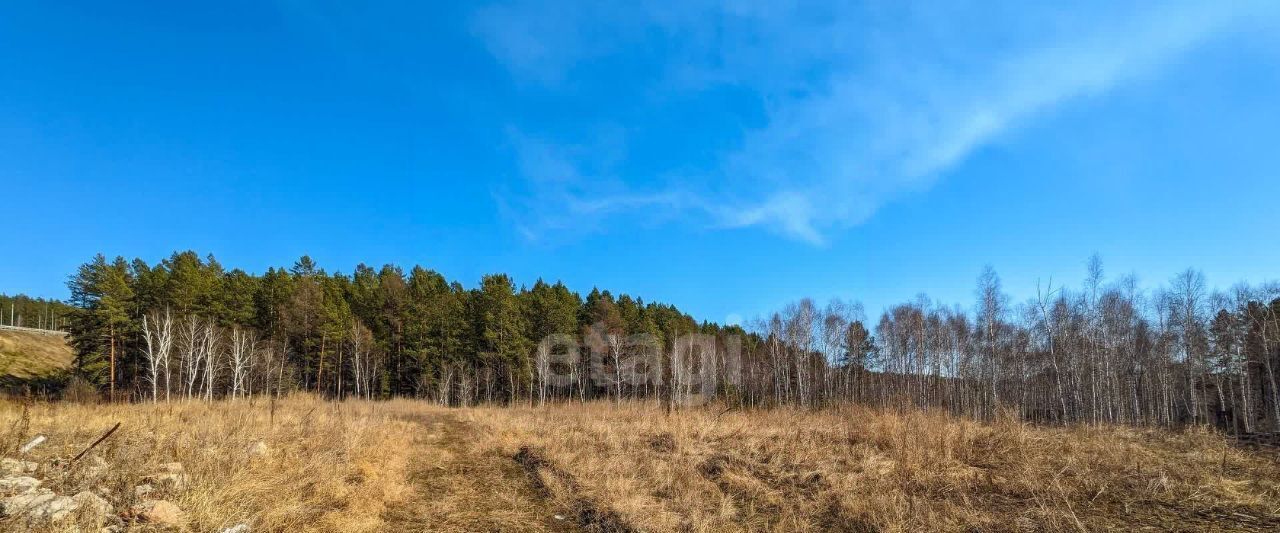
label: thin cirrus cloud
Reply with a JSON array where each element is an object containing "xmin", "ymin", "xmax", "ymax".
[
  {"xmin": 475, "ymin": 1, "xmax": 1279, "ymax": 245},
  {"xmin": 495, "ymin": 129, "xmax": 708, "ymax": 241}
]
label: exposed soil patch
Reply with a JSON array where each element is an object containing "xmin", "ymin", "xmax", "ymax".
[
  {"xmin": 515, "ymin": 445, "xmax": 634, "ymax": 533},
  {"xmin": 384, "ymin": 412, "xmax": 575, "ymax": 532},
  {"xmin": 697, "ymin": 452, "xmax": 876, "ymax": 532}
]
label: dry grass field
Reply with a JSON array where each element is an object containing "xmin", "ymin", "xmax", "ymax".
[
  {"xmin": 0, "ymin": 329, "xmax": 73, "ymax": 383},
  {"xmin": 0, "ymin": 396, "xmax": 420, "ymax": 532},
  {"xmin": 2, "ymin": 396, "xmax": 1279, "ymax": 532},
  {"xmin": 466, "ymin": 404, "xmax": 1280, "ymax": 532}
]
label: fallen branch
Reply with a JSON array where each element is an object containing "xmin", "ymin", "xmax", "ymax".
[{"xmin": 68, "ymin": 422, "xmax": 121, "ymax": 466}]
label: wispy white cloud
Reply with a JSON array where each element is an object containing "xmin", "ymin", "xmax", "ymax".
[
  {"xmin": 476, "ymin": 0, "xmax": 1280, "ymax": 244},
  {"xmin": 496, "ymin": 128, "xmax": 707, "ymax": 242}
]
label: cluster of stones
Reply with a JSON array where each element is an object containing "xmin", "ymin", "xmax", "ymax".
[
  {"xmin": 1, "ymin": 456, "xmax": 187, "ymax": 530},
  {"xmin": 1, "ymin": 438, "xmax": 267, "ymax": 531}
]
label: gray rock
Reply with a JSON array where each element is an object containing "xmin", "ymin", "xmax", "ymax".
[
  {"xmin": 134, "ymin": 483, "xmax": 155, "ymax": 498},
  {"xmin": 0, "ymin": 475, "xmax": 41, "ymax": 496},
  {"xmin": 1, "ymin": 489, "xmax": 55, "ymax": 517},
  {"xmin": 40, "ymin": 495, "xmax": 80, "ymax": 521},
  {"xmin": 221, "ymin": 524, "xmax": 251, "ymax": 533},
  {"xmin": 2, "ymin": 488, "xmax": 112, "ymax": 523},
  {"xmin": 0, "ymin": 458, "xmax": 37, "ymax": 475},
  {"xmin": 1, "ymin": 491, "xmax": 77, "ymax": 521}
]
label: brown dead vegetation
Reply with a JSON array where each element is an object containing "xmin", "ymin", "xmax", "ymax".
[
  {"xmin": 465, "ymin": 402, "xmax": 1280, "ymax": 532},
  {"xmin": 1, "ymin": 395, "xmax": 419, "ymax": 532},
  {"xmin": 3, "ymin": 396, "xmax": 1280, "ymax": 531},
  {"xmin": 381, "ymin": 410, "xmax": 568, "ymax": 532},
  {"xmin": 515, "ymin": 445, "xmax": 634, "ymax": 533},
  {"xmin": 0, "ymin": 329, "xmax": 72, "ymax": 383}
]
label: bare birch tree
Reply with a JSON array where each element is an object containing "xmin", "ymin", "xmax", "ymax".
[
  {"xmin": 141, "ymin": 308, "xmax": 174, "ymax": 403},
  {"xmin": 229, "ymin": 326, "xmax": 257, "ymax": 398}
]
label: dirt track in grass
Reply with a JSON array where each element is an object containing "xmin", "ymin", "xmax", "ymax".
[{"xmin": 383, "ymin": 410, "xmax": 579, "ymax": 532}]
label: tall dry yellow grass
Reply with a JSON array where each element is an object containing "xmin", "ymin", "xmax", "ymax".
[
  {"xmin": 3, "ymin": 396, "xmax": 1279, "ymax": 532},
  {"xmin": 1, "ymin": 395, "xmax": 421, "ymax": 532},
  {"xmin": 0, "ymin": 329, "xmax": 73, "ymax": 381},
  {"xmin": 463, "ymin": 402, "xmax": 1280, "ymax": 532}
]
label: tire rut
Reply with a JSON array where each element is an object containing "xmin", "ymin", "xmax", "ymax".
[
  {"xmin": 383, "ymin": 411, "xmax": 577, "ymax": 532},
  {"xmin": 514, "ymin": 446, "xmax": 635, "ymax": 533}
]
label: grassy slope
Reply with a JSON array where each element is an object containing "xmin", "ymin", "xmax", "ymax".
[{"xmin": 0, "ymin": 328, "xmax": 73, "ymax": 381}]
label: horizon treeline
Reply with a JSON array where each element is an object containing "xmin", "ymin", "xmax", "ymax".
[
  {"xmin": 0, "ymin": 293, "xmax": 74, "ymax": 331},
  {"xmin": 58, "ymin": 251, "xmax": 727, "ymax": 406},
  {"xmin": 21, "ymin": 251, "xmax": 1280, "ymax": 432},
  {"xmin": 836, "ymin": 261, "xmax": 1279, "ymax": 431}
]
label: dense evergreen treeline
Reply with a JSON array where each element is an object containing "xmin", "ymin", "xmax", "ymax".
[
  {"xmin": 0, "ymin": 293, "xmax": 74, "ymax": 331},
  {"xmin": 45, "ymin": 251, "xmax": 1280, "ymax": 432},
  {"xmin": 61, "ymin": 251, "xmax": 725, "ymax": 405}
]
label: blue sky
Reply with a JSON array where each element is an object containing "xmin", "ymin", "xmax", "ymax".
[{"xmin": 2, "ymin": 1, "xmax": 1279, "ymax": 324}]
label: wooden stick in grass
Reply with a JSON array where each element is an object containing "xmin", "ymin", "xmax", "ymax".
[{"xmin": 69, "ymin": 422, "xmax": 121, "ymax": 466}]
